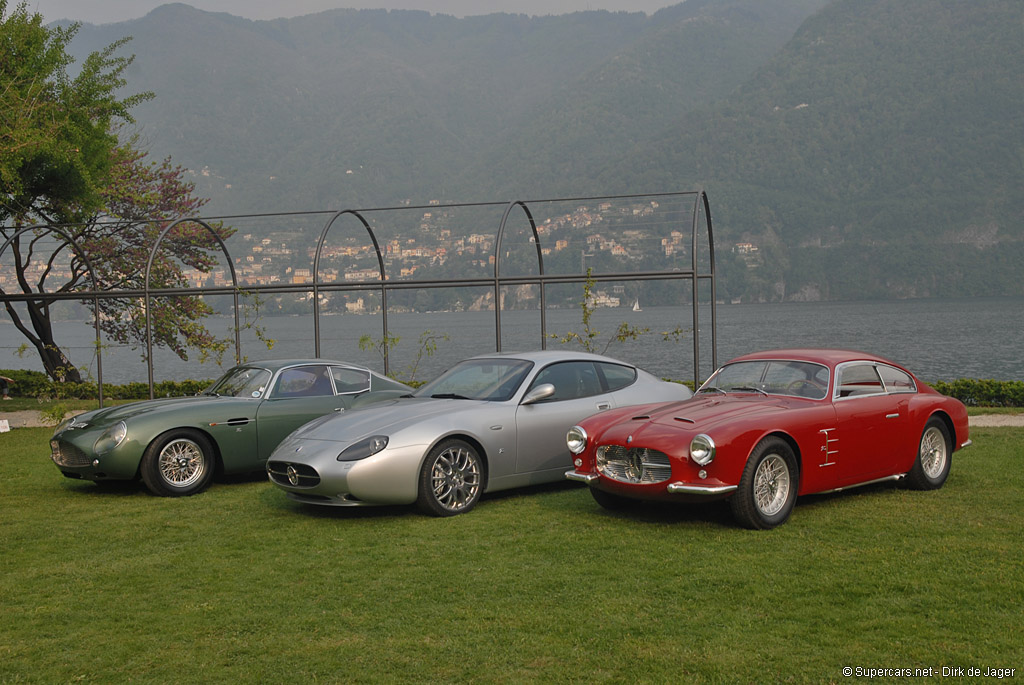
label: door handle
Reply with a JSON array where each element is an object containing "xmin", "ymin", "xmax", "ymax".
[
  {"xmin": 596, "ymin": 402, "xmax": 611, "ymax": 411},
  {"xmin": 885, "ymin": 413, "xmax": 900, "ymax": 419}
]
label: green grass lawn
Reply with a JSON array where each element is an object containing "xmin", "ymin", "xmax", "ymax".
[{"xmin": 1, "ymin": 427, "xmax": 1021, "ymax": 683}]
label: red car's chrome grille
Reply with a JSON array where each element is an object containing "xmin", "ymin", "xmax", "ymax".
[
  {"xmin": 50, "ymin": 440, "xmax": 92, "ymax": 467},
  {"xmin": 266, "ymin": 461, "xmax": 321, "ymax": 488},
  {"xmin": 596, "ymin": 445, "xmax": 672, "ymax": 484}
]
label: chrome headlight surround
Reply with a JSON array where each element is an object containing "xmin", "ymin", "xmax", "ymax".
[
  {"xmin": 689, "ymin": 433, "xmax": 716, "ymax": 466},
  {"xmin": 337, "ymin": 435, "xmax": 389, "ymax": 461},
  {"xmin": 566, "ymin": 425, "xmax": 588, "ymax": 455},
  {"xmin": 93, "ymin": 421, "xmax": 127, "ymax": 455}
]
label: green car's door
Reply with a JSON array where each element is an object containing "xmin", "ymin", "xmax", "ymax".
[{"xmin": 255, "ymin": 365, "xmax": 350, "ymax": 461}]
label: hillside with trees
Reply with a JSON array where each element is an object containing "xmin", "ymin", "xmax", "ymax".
[{"xmin": 59, "ymin": 0, "xmax": 1024, "ymax": 302}]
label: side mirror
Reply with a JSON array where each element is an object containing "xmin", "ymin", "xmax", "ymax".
[{"xmin": 521, "ymin": 383, "xmax": 555, "ymax": 405}]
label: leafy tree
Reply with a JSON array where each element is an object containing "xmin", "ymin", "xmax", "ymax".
[{"xmin": 1, "ymin": 1, "xmax": 236, "ymax": 382}]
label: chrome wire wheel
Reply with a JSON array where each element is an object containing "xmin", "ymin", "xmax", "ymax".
[
  {"xmin": 919, "ymin": 425, "xmax": 948, "ymax": 480},
  {"xmin": 753, "ymin": 453, "xmax": 791, "ymax": 517},
  {"xmin": 429, "ymin": 444, "xmax": 482, "ymax": 512},
  {"xmin": 157, "ymin": 438, "xmax": 207, "ymax": 488}
]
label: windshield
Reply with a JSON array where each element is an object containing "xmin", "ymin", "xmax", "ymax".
[
  {"xmin": 698, "ymin": 360, "xmax": 829, "ymax": 400},
  {"xmin": 414, "ymin": 359, "xmax": 534, "ymax": 402},
  {"xmin": 205, "ymin": 366, "xmax": 273, "ymax": 398}
]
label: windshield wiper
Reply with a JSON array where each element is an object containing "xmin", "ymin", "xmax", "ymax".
[
  {"xmin": 430, "ymin": 393, "xmax": 471, "ymax": 400},
  {"xmin": 729, "ymin": 386, "xmax": 768, "ymax": 396}
]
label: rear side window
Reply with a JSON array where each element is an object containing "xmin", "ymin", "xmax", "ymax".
[
  {"xmin": 877, "ymin": 365, "xmax": 917, "ymax": 393},
  {"xmin": 331, "ymin": 367, "xmax": 371, "ymax": 394},
  {"xmin": 597, "ymin": 362, "xmax": 637, "ymax": 392}
]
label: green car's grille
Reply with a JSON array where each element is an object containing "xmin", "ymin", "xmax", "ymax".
[
  {"xmin": 266, "ymin": 461, "xmax": 321, "ymax": 488},
  {"xmin": 596, "ymin": 445, "xmax": 672, "ymax": 484},
  {"xmin": 50, "ymin": 440, "xmax": 93, "ymax": 467}
]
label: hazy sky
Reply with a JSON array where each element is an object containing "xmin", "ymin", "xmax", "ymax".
[{"xmin": 28, "ymin": 1, "xmax": 676, "ymax": 25}]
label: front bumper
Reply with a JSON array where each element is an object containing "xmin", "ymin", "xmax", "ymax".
[
  {"xmin": 267, "ymin": 441, "xmax": 427, "ymax": 506},
  {"xmin": 565, "ymin": 469, "xmax": 737, "ymax": 500}
]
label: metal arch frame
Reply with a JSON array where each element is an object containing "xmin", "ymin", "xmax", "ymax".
[
  {"xmin": 1, "ymin": 190, "xmax": 717, "ymax": 397},
  {"xmin": 143, "ymin": 217, "xmax": 240, "ymax": 399},
  {"xmin": 0, "ymin": 224, "xmax": 108, "ymax": 405},
  {"xmin": 493, "ymin": 200, "xmax": 546, "ymax": 352},
  {"xmin": 311, "ymin": 209, "xmax": 390, "ymax": 371}
]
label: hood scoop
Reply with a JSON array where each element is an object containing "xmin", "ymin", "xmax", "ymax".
[
  {"xmin": 631, "ymin": 414, "xmax": 651, "ymax": 420},
  {"xmin": 673, "ymin": 417, "xmax": 695, "ymax": 424}
]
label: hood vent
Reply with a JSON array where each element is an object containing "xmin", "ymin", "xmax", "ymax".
[{"xmin": 674, "ymin": 417, "xmax": 695, "ymax": 424}]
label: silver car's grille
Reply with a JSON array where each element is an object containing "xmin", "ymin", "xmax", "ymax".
[
  {"xmin": 266, "ymin": 461, "xmax": 321, "ymax": 488},
  {"xmin": 50, "ymin": 439, "xmax": 92, "ymax": 467},
  {"xmin": 596, "ymin": 445, "xmax": 672, "ymax": 484}
]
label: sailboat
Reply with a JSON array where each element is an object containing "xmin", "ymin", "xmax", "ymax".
[{"xmin": 632, "ymin": 298, "xmax": 642, "ymax": 312}]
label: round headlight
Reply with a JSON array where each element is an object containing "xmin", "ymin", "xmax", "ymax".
[
  {"xmin": 566, "ymin": 425, "xmax": 588, "ymax": 455},
  {"xmin": 689, "ymin": 434, "xmax": 716, "ymax": 466},
  {"xmin": 93, "ymin": 421, "xmax": 127, "ymax": 455}
]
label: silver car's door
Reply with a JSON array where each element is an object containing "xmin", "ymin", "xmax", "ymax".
[{"xmin": 514, "ymin": 361, "xmax": 615, "ymax": 475}]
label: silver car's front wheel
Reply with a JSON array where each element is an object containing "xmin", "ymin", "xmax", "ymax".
[
  {"xmin": 141, "ymin": 429, "xmax": 216, "ymax": 497},
  {"xmin": 416, "ymin": 439, "xmax": 483, "ymax": 517}
]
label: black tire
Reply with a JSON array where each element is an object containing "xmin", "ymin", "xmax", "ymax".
[
  {"xmin": 904, "ymin": 417, "xmax": 952, "ymax": 490},
  {"xmin": 416, "ymin": 439, "xmax": 484, "ymax": 517},
  {"xmin": 589, "ymin": 487, "xmax": 639, "ymax": 511},
  {"xmin": 140, "ymin": 429, "xmax": 216, "ymax": 497},
  {"xmin": 730, "ymin": 437, "xmax": 798, "ymax": 529}
]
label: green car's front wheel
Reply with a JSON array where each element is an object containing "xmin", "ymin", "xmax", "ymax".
[{"xmin": 140, "ymin": 429, "xmax": 216, "ymax": 497}]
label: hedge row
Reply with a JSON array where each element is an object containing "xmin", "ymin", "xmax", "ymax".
[
  {"xmin": 928, "ymin": 379, "xmax": 1024, "ymax": 408},
  {"xmin": 3, "ymin": 368, "xmax": 1023, "ymax": 407},
  {"xmin": 1, "ymin": 369, "xmax": 212, "ymax": 401}
]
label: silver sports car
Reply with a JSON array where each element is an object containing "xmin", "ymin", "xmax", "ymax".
[{"xmin": 266, "ymin": 350, "xmax": 692, "ymax": 516}]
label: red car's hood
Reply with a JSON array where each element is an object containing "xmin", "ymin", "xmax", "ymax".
[
  {"xmin": 648, "ymin": 394, "xmax": 795, "ymax": 428},
  {"xmin": 589, "ymin": 394, "xmax": 799, "ymax": 444}
]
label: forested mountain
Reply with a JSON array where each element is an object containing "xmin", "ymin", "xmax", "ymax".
[{"xmin": 64, "ymin": 0, "xmax": 1023, "ymax": 302}]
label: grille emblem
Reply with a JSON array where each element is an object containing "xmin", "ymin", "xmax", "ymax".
[
  {"xmin": 626, "ymin": 435, "xmax": 633, "ymax": 444},
  {"xmin": 286, "ymin": 465, "xmax": 299, "ymax": 486}
]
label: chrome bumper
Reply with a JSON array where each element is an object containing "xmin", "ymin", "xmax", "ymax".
[
  {"xmin": 666, "ymin": 482, "xmax": 738, "ymax": 496},
  {"xmin": 565, "ymin": 469, "xmax": 599, "ymax": 484}
]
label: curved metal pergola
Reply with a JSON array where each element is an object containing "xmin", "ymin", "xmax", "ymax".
[{"xmin": 1, "ymin": 191, "xmax": 717, "ymax": 404}]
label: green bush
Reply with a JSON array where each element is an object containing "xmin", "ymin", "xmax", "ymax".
[
  {"xmin": 0, "ymin": 369, "xmax": 213, "ymax": 402},
  {"xmin": 930, "ymin": 378, "xmax": 1024, "ymax": 407}
]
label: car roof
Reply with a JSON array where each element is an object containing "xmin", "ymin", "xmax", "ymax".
[
  {"xmin": 725, "ymin": 348, "xmax": 906, "ymax": 370},
  {"xmin": 238, "ymin": 359, "xmax": 372, "ymax": 373},
  {"xmin": 465, "ymin": 349, "xmax": 636, "ymax": 366}
]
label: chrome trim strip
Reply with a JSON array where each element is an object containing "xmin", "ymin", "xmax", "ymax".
[
  {"xmin": 666, "ymin": 482, "xmax": 738, "ymax": 495},
  {"xmin": 817, "ymin": 474, "xmax": 902, "ymax": 495},
  {"xmin": 565, "ymin": 470, "xmax": 599, "ymax": 484}
]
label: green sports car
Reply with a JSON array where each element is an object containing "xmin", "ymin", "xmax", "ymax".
[{"xmin": 50, "ymin": 359, "xmax": 410, "ymax": 497}]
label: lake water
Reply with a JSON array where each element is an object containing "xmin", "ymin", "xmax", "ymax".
[{"xmin": 2, "ymin": 297, "xmax": 1021, "ymax": 384}]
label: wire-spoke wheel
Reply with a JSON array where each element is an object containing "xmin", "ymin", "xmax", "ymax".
[
  {"xmin": 416, "ymin": 439, "xmax": 484, "ymax": 516},
  {"xmin": 141, "ymin": 429, "xmax": 215, "ymax": 497},
  {"xmin": 905, "ymin": 417, "xmax": 952, "ymax": 490},
  {"xmin": 731, "ymin": 437, "xmax": 798, "ymax": 529}
]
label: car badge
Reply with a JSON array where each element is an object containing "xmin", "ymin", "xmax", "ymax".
[
  {"xmin": 627, "ymin": 435, "xmax": 633, "ymax": 444},
  {"xmin": 286, "ymin": 465, "xmax": 300, "ymax": 486},
  {"xmin": 294, "ymin": 446, "xmax": 303, "ymax": 452}
]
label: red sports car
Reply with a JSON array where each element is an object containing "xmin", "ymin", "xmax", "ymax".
[{"xmin": 565, "ymin": 349, "xmax": 971, "ymax": 529}]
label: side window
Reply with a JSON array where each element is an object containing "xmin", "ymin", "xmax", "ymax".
[
  {"xmin": 877, "ymin": 365, "xmax": 916, "ymax": 393},
  {"xmin": 530, "ymin": 362, "xmax": 602, "ymax": 402},
  {"xmin": 837, "ymin": 363, "xmax": 885, "ymax": 398},
  {"xmin": 331, "ymin": 367, "xmax": 371, "ymax": 394},
  {"xmin": 597, "ymin": 362, "xmax": 637, "ymax": 392},
  {"xmin": 273, "ymin": 365, "xmax": 333, "ymax": 398}
]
